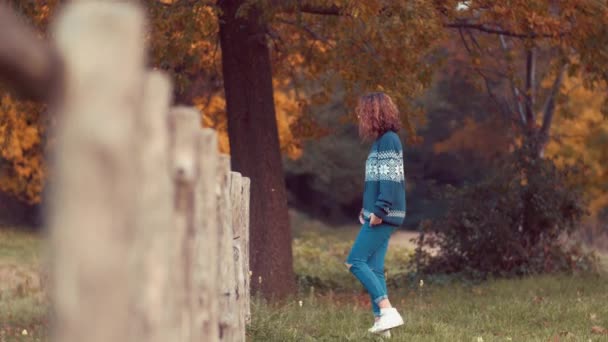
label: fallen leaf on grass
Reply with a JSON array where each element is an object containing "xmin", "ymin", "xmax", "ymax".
[{"xmin": 591, "ymin": 326, "xmax": 608, "ymax": 335}]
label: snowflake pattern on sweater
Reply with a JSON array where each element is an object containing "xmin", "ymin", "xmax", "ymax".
[
  {"xmin": 365, "ymin": 151, "xmax": 405, "ymax": 182},
  {"xmin": 362, "ymin": 209, "xmax": 406, "ymax": 219},
  {"xmin": 362, "ymin": 131, "xmax": 407, "ymax": 226}
]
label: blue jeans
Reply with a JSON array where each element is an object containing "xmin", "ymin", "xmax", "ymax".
[{"xmin": 346, "ymin": 221, "xmax": 396, "ymax": 317}]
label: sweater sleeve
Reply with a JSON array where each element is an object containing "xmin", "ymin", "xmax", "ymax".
[{"xmin": 373, "ymin": 134, "xmax": 404, "ymax": 220}]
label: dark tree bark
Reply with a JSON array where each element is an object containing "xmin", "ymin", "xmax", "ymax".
[{"xmin": 218, "ymin": 0, "xmax": 295, "ymax": 300}]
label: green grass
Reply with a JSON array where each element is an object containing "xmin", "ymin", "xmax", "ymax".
[
  {"xmin": 256, "ymin": 213, "xmax": 608, "ymax": 341},
  {"xmin": 250, "ymin": 274, "xmax": 608, "ymax": 341},
  {"xmin": 2, "ymin": 221, "xmax": 608, "ymax": 342},
  {"xmin": 0, "ymin": 228, "xmax": 48, "ymax": 342}
]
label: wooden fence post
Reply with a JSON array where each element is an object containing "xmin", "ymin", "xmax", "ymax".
[
  {"xmin": 217, "ymin": 156, "xmax": 237, "ymax": 341},
  {"xmin": 168, "ymin": 106, "xmax": 202, "ymax": 342},
  {"xmin": 131, "ymin": 71, "xmax": 173, "ymax": 342},
  {"xmin": 241, "ymin": 177, "xmax": 252, "ymax": 323},
  {"xmin": 192, "ymin": 128, "xmax": 220, "ymax": 342},
  {"xmin": 48, "ymin": 3, "xmax": 145, "ymax": 342},
  {"xmin": 230, "ymin": 172, "xmax": 246, "ymax": 342}
]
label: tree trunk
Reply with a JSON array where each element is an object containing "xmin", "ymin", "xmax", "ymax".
[{"xmin": 218, "ymin": 0, "xmax": 295, "ymax": 299}]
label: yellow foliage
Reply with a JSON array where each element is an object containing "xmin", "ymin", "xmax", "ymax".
[
  {"xmin": 194, "ymin": 95, "xmax": 230, "ymax": 153},
  {"xmin": 546, "ymin": 76, "xmax": 608, "ymax": 215},
  {"xmin": 194, "ymin": 78, "xmax": 309, "ymax": 160},
  {"xmin": 0, "ymin": 94, "xmax": 46, "ymax": 204}
]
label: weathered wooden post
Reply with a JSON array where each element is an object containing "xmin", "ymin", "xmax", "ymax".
[
  {"xmin": 230, "ymin": 172, "xmax": 246, "ymax": 342},
  {"xmin": 192, "ymin": 128, "xmax": 220, "ymax": 342},
  {"xmin": 48, "ymin": 2, "xmax": 145, "ymax": 342},
  {"xmin": 168, "ymin": 106, "xmax": 202, "ymax": 342},
  {"xmin": 217, "ymin": 156, "xmax": 237, "ymax": 341},
  {"xmin": 131, "ymin": 71, "xmax": 174, "ymax": 342},
  {"xmin": 241, "ymin": 177, "xmax": 252, "ymax": 323}
]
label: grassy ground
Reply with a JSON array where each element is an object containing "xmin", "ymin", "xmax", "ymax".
[
  {"xmin": 250, "ymin": 274, "xmax": 608, "ymax": 341},
  {"xmin": 1, "ymin": 220, "xmax": 607, "ymax": 342},
  {"xmin": 257, "ymin": 212, "xmax": 608, "ymax": 341},
  {"xmin": 0, "ymin": 228, "xmax": 48, "ymax": 342}
]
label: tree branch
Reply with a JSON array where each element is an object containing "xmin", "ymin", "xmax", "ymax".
[
  {"xmin": 466, "ymin": 29, "xmax": 482, "ymax": 50},
  {"xmin": 524, "ymin": 48, "xmax": 536, "ymax": 125},
  {"xmin": 539, "ymin": 65, "xmax": 567, "ymax": 143},
  {"xmin": 276, "ymin": 3, "xmax": 569, "ymax": 42},
  {"xmin": 446, "ymin": 21, "xmax": 569, "ymax": 39},
  {"xmin": 274, "ymin": 18, "xmax": 329, "ymax": 42},
  {"xmin": 153, "ymin": 0, "xmax": 214, "ymax": 7},
  {"xmin": 298, "ymin": 3, "xmax": 341, "ymax": 16},
  {"xmin": 266, "ymin": 1, "xmax": 571, "ymax": 44},
  {"xmin": 458, "ymin": 28, "xmax": 513, "ymax": 121},
  {"xmin": 499, "ymin": 35, "xmax": 527, "ymax": 126},
  {"xmin": 270, "ymin": 1, "xmax": 342, "ymax": 16}
]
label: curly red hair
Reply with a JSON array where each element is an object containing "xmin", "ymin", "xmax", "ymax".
[{"xmin": 356, "ymin": 92, "xmax": 401, "ymax": 141}]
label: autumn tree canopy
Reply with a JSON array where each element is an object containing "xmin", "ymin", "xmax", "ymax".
[
  {"xmin": 7, "ymin": 0, "xmax": 607, "ymax": 203},
  {"xmin": 440, "ymin": 0, "xmax": 608, "ymax": 155}
]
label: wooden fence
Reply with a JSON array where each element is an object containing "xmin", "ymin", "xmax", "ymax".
[{"xmin": 0, "ymin": 2, "xmax": 251, "ymax": 342}]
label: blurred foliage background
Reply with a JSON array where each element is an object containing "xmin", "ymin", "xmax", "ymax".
[{"xmin": 0, "ymin": 0, "xmax": 607, "ymax": 277}]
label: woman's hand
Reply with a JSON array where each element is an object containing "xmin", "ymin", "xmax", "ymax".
[
  {"xmin": 370, "ymin": 213, "xmax": 383, "ymax": 226},
  {"xmin": 358, "ymin": 210, "xmax": 365, "ymax": 224}
]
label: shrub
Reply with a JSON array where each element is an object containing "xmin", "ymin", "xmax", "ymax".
[{"xmin": 416, "ymin": 146, "xmax": 596, "ymax": 278}]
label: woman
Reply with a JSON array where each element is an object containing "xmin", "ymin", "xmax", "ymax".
[{"xmin": 346, "ymin": 92, "xmax": 406, "ymax": 337}]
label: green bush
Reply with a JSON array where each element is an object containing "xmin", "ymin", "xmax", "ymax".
[
  {"xmin": 293, "ymin": 231, "xmax": 413, "ymax": 291},
  {"xmin": 416, "ymin": 146, "xmax": 597, "ymax": 278}
]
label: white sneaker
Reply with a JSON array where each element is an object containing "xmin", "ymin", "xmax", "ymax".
[
  {"xmin": 368, "ymin": 308, "xmax": 404, "ymax": 333},
  {"xmin": 380, "ymin": 330, "xmax": 392, "ymax": 338},
  {"xmin": 368, "ymin": 322, "xmax": 392, "ymax": 338}
]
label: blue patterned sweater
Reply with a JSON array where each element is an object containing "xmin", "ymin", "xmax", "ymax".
[{"xmin": 362, "ymin": 131, "xmax": 406, "ymax": 227}]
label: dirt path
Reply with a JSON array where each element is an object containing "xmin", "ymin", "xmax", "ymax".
[
  {"xmin": 389, "ymin": 230, "xmax": 419, "ymax": 250},
  {"xmin": 389, "ymin": 230, "xmax": 442, "ymax": 256},
  {"xmin": 390, "ymin": 230, "xmax": 608, "ymax": 270}
]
